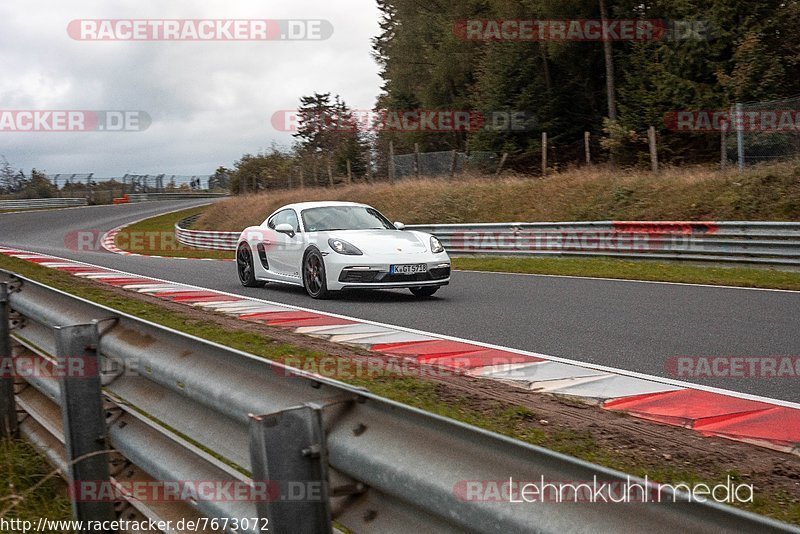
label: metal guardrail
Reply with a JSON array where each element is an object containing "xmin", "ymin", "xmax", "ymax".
[
  {"xmin": 0, "ymin": 198, "xmax": 87, "ymax": 210},
  {"xmin": 175, "ymin": 214, "xmax": 240, "ymax": 250},
  {"xmin": 1, "ymin": 272, "xmax": 796, "ymax": 533},
  {"xmin": 174, "ymin": 219, "xmax": 800, "ymax": 267},
  {"xmin": 127, "ymin": 193, "xmax": 228, "ymax": 203}
]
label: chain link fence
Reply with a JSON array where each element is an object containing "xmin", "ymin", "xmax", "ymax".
[
  {"xmin": 393, "ymin": 151, "xmax": 499, "ymax": 179},
  {"xmin": 725, "ymin": 96, "xmax": 800, "ymax": 166}
]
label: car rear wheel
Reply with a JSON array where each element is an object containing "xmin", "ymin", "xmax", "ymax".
[
  {"xmin": 237, "ymin": 244, "xmax": 266, "ymax": 288},
  {"xmin": 304, "ymin": 248, "xmax": 330, "ymax": 299},
  {"xmin": 410, "ymin": 286, "xmax": 439, "ymax": 297}
]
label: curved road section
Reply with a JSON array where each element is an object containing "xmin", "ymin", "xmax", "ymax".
[{"xmin": 1, "ymin": 201, "xmax": 798, "ymax": 402}]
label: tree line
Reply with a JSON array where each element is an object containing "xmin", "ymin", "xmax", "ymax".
[{"xmin": 223, "ymin": 0, "xmax": 800, "ymax": 193}]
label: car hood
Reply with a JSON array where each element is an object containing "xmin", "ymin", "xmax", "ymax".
[{"xmin": 327, "ymin": 230, "xmax": 428, "ymax": 254}]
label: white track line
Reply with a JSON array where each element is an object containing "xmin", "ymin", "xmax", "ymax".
[
  {"xmin": 4, "ymin": 246, "xmax": 798, "ymax": 411},
  {"xmin": 453, "ymin": 268, "xmax": 800, "ymax": 293}
]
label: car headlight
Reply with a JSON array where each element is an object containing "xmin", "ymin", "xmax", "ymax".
[
  {"xmin": 430, "ymin": 236, "xmax": 445, "ymax": 253},
  {"xmin": 328, "ymin": 238, "xmax": 363, "ymax": 255}
]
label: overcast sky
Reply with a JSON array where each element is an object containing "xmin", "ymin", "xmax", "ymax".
[{"xmin": 0, "ymin": 0, "xmax": 382, "ymax": 177}]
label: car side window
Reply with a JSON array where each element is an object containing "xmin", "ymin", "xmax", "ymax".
[
  {"xmin": 269, "ymin": 209, "xmax": 300, "ymax": 232},
  {"xmin": 285, "ymin": 210, "xmax": 300, "ymax": 232}
]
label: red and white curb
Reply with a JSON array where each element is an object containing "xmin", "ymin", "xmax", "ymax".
[
  {"xmin": 102, "ymin": 227, "xmax": 232, "ymax": 262},
  {"xmin": 1, "ymin": 245, "xmax": 798, "ymax": 455}
]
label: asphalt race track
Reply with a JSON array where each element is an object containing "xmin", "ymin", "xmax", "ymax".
[{"xmin": 1, "ymin": 201, "xmax": 798, "ymax": 402}]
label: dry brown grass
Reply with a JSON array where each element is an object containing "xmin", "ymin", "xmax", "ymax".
[{"xmin": 195, "ymin": 161, "xmax": 800, "ymax": 231}]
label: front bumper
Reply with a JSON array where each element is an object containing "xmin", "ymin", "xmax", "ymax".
[{"xmin": 324, "ymin": 253, "xmax": 451, "ymax": 291}]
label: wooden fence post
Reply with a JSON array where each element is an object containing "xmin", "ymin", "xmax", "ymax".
[
  {"xmin": 648, "ymin": 126, "xmax": 658, "ymax": 173},
  {"xmin": 584, "ymin": 131, "xmax": 591, "ymax": 165},
  {"xmin": 414, "ymin": 143, "xmax": 420, "ymax": 178},
  {"xmin": 720, "ymin": 121, "xmax": 728, "ymax": 170},
  {"xmin": 541, "ymin": 132, "xmax": 548, "ymax": 176},
  {"xmin": 495, "ymin": 153, "xmax": 508, "ymax": 176},
  {"xmin": 347, "ymin": 159, "xmax": 353, "ymax": 184},
  {"xmin": 389, "ymin": 141, "xmax": 395, "ymax": 184}
]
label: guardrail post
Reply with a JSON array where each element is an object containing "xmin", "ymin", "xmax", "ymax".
[
  {"xmin": 55, "ymin": 323, "xmax": 116, "ymax": 528},
  {"xmin": 249, "ymin": 406, "xmax": 332, "ymax": 534},
  {"xmin": 0, "ymin": 282, "xmax": 17, "ymax": 439}
]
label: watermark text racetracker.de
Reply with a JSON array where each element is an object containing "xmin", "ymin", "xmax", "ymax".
[
  {"xmin": 271, "ymin": 109, "xmax": 537, "ymax": 133},
  {"xmin": 0, "ymin": 110, "xmax": 150, "ymax": 132},
  {"xmin": 68, "ymin": 19, "xmax": 333, "ymax": 41},
  {"xmin": 665, "ymin": 109, "xmax": 800, "ymax": 132},
  {"xmin": 666, "ymin": 356, "xmax": 800, "ymax": 379},
  {"xmin": 1, "ymin": 352, "xmax": 498, "ymax": 382},
  {"xmin": 455, "ymin": 19, "xmax": 712, "ymax": 41}
]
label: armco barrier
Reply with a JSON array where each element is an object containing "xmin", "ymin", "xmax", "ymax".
[
  {"xmin": 0, "ymin": 197, "xmax": 87, "ymax": 210},
  {"xmin": 175, "ymin": 214, "xmax": 240, "ymax": 250},
  {"xmin": 175, "ymin": 218, "xmax": 800, "ymax": 267},
  {"xmin": 1, "ymin": 271, "xmax": 795, "ymax": 533},
  {"xmin": 126, "ymin": 192, "xmax": 228, "ymax": 203}
]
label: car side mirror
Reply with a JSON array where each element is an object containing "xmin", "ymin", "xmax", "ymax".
[
  {"xmin": 394, "ymin": 221, "xmax": 405, "ymax": 230},
  {"xmin": 275, "ymin": 223, "xmax": 295, "ymax": 237}
]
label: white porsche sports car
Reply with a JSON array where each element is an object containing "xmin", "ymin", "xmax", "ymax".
[{"xmin": 235, "ymin": 201, "xmax": 451, "ymax": 299}]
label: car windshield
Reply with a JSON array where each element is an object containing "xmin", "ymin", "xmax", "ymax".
[{"xmin": 301, "ymin": 206, "xmax": 395, "ymax": 232}]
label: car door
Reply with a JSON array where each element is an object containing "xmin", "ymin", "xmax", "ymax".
[{"xmin": 266, "ymin": 209, "xmax": 302, "ymax": 280}]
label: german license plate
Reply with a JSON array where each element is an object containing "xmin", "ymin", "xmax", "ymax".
[{"xmin": 390, "ymin": 264, "xmax": 428, "ymax": 275}]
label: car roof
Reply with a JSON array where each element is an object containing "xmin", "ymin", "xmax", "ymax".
[{"xmin": 280, "ymin": 201, "xmax": 371, "ymax": 212}]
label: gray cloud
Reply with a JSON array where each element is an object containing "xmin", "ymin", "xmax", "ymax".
[{"xmin": 0, "ymin": 0, "xmax": 381, "ymax": 176}]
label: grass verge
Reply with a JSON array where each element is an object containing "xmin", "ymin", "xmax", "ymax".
[
  {"xmin": 0, "ymin": 252, "xmax": 798, "ymax": 524},
  {"xmin": 195, "ymin": 160, "xmax": 800, "ymax": 231},
  {"xmin": 452, "ymin": 256, "xmax": 800, "ymax": 290},
  {"xmin": 114, "ymin": 204, "xmax": 232, "ymax": 260},
  {"xmin": 0, "ymin": 439, "xmax": 72, "ymax": 529}
]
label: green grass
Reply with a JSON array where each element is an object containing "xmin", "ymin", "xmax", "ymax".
[
  {"xmin": 0, "ymin": 252, "xmax": 797, "ymax": 525},
  {"xmin": 0, "ymin": 439, "xmax": 72, "ymax": 531},
  {"xmin": 452, "ymin": 256, "xmax": 800, "ymax": 290},
  {"xmin": 114, "ymin": 204, "xmax": 232, "ymax": 260}
]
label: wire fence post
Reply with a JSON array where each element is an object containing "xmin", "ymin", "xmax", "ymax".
[
  {"xmin": 449, "ymin": 149, "xmax": 458, "ymax": 178},
  {"xmin": 648, "ymin": 126, "xmax": 659, "ymax": 173},
  {"xmin": 0, "ymin": 282, "xmax": 17, "ymax": 439},
  {"xmin": 736, "ymin": 102, "xmax": 745, "ymax": 172},
  {"xmin": 346, "ymin": 159, "xmax": 353, "ymax": 184},
  {"xmin": 55, "ymin": 323, "xmax": 116, "ymax": 526}
]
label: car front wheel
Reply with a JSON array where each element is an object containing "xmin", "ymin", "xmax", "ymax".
[
  {"xmin": 410, "ymin": 286, "xmax": 439, "ymax": 297},
  {"xmin": 237, "ymin": 244, "xmax": 266, "ymax": 288},
  {"xmin": 303, "ymin": 248, "xmax": 330, "ymax": 299}
]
